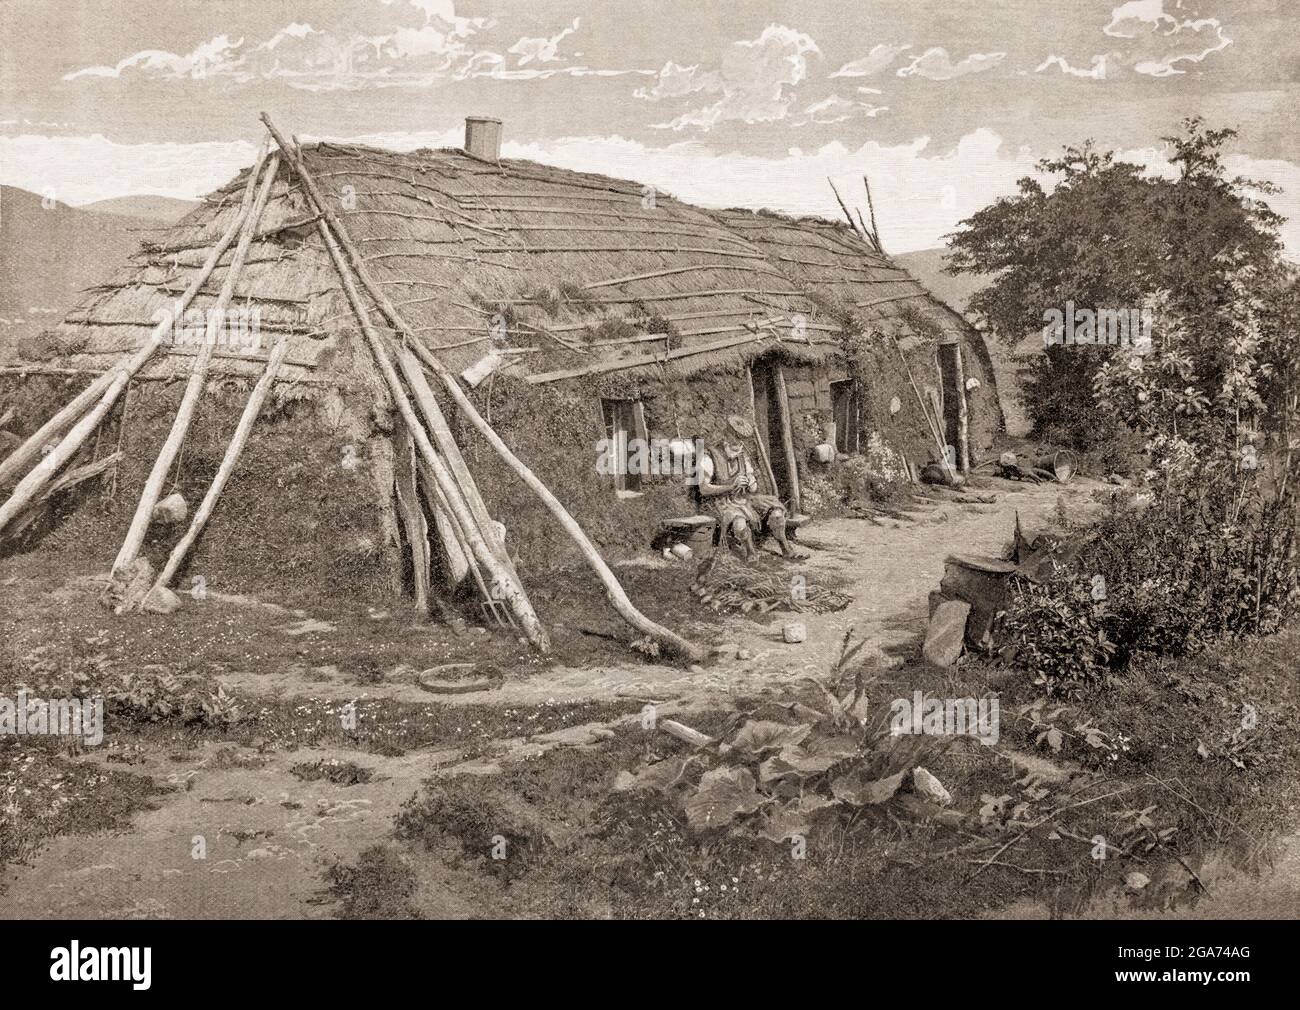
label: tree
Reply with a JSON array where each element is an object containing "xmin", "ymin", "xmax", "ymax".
[{"xmin": 946, "ymin": 119, "xmax": 1284, "ymax": 451}]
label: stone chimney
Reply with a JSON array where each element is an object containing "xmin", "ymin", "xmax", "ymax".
[{"xmin": 464, "ymin": 116, "xmax": 502, "ymax": 162}]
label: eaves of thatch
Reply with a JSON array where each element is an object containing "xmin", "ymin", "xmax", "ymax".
[{"xmin": 34, "ymin": 142, "xmax": 992, "ymax": 396}]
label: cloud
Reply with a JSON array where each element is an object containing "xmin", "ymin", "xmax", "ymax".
[
  {"xmin": 1102, "ymin": 0, "xmax": 1232, "ymax": 77},
  {"xmin": 896, "ymin": 47, "xmax": 1005, "ymax": 81},
  {"xmin": 637, "ymin": 24, "xmax": 820, "ymax": 131},
  {"xmin": 1034, "ymin": 53, "xmax": 1114, "ymax": 79},
  {"xmin": 634, "ymin": 61, "xmax": 723, "ymax": 102},
  {"xmin": 798, "ymin": 95, "xmax": 888, "ymax": 125},
  {"xmin": 61, "ymin": 1, "xmax": 627, "ymax": 90},
  {"xmin": 63, "ymin": 34, "xmax": 246, "ymax": 81},
  {"xmin": 508, "ymin": 18, "xmax": 579, "ymax": 65},
  {"xmin": 830, "ymin": 44, "xmax": 911, "ymax": 78},
  {"xmin": 1103, "ymin": 0, "xmax": 1180, "ymax": 38}
]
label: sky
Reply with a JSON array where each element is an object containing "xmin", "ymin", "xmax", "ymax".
[{"xmin": 2, "ymin": 0, "xmax": 1298, "ymax": 255}]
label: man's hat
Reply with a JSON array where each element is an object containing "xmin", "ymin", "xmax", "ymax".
[{"xmin": 724, "ymin": 414, "xmax": 753, "ymax": 441}]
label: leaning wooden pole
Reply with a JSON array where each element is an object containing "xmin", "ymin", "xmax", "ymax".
[
  {"xmin": 260, "ymin": 112, "xmax": 704, "ymax": 662},
  {"xmin": 397, "ymin": 350, "xmax": 519, "ymax": 581},
  {"xmin": 951, "ymin": 344, "xmax": 971, "ymax": 474},
  {"xmin": 771, "ymin": 365, "xmax": 803, "ymax": 514},
  {"xmin": 862, "ymin": 174, "xmax": 883, "ymax": 253},
  {"xmin": 146, "ymin": 336, "xmax": 291, "ymax": 599},
  {"xmin": 112, "ymin": 148, "xmax": 279, "ymax": 577},
  {"xmin": 827, "ymin": 178, "xmax": 866, "ymax": 241},
  {"xmin": 392, "ymin": 421, "xmax": 433, "ymax": 616},
  {"xmin": 0, "ymin": 139, "xmax": 273, "ymax": 500},
  {"xmin": 302, "ymin": 193, "xmax": 549, "ymax": 651},
  {"xmin": 746, "ymin": 367, "xmax": 779, "ymax": 495}
]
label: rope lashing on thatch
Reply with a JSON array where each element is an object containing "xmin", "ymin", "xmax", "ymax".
[
  {"xmin": 583, "ymin": 263, "xmax": 787, "ymax": 291},
  {"xmin": 473, "ymin": 244, "xmax": 768, "ymax": 258},
  {"xmin": 111, "ymin": 147, "xmax": 282, "ymax": 581},
  {"xmin": 258, "ymin": 113, "xmax": 705, "ymax": 662},
  {"xmin": 0, "ymin": 137, "xmax": 276, "ymax": 534},
  {"xmin": 362, "ymin": 251, "xmax": 523, "ymax": 270},
  {"xmin": 590, "ymin": 288, "xmax": 811, "ymax": 304},
  {"xmin": 524, "ymin": 329, "xmax": 781, "ymax": 384},
  {"xmin": 856, "ymin": 292, "xmax": 929, "ymax": 310}
]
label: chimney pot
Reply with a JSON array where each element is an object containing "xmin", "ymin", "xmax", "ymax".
[{"xmin": 464, "ymin": 116, "xmax": 502, "ymax": 163}]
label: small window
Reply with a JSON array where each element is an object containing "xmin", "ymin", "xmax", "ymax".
[
  {"xmin": 600, "ymin": 398, "xmax": 646, "ymax": 494},
  {"xmin": 831, "ymin": 380, "xmax": 860, "ymax": 454}
]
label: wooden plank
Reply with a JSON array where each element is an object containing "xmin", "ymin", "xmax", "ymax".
[
  {"xmin": 397, "ymin": 350, "xmax": 520, "ymax": 583},
  {"xmin": 748, "ymin": 365, "xmax": 780, "ymax": 496}
]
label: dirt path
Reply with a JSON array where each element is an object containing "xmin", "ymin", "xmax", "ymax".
[
  {"xmin": 404, "ymin": 475, "xmax": 1101, "ymax": 707},
  {"xmin": 0, "ymin": 475, "xmax": 1102, "ymax": 918}
]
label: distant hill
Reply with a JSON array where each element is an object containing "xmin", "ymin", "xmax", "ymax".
[
  {"xmin": 893, "ymin": 247, "xmax": 991, "ymax": 314},
  {"xmin": 895, "ymin": 246, "xmax": 1033, "ymax": 437},
  {"xmin": 0, "ymin": 186, "xmax": 166, "ymax": 362},
  {"xmin": 80, "ymin": 194, "xmax": 201, "ymax": 223}
]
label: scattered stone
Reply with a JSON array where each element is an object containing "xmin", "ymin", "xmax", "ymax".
[
  {"xmin": 737, "ymin": 649, "xmax": 752, "ymax": 661},
  {"xmin": 141, "ymin": 585, "xmax": 182, "ymax": 614},
  {"xmin": 152, "ymin": 492, "xmax": 188, "ymax": 524},
  {"xmin": 922, "ymin": 599, "xmax": 970, "ymax": 668},
  {"xmin": 279, "ymin": 617, "xmax": 336, "ymax": 636},
  {"xmin": 105, "ymin": 557, "xmax": 154, "ymax": 612},
  {"xmin": 688, "ymin": 664, "xmax": 707, "ymax": 675},
  {"xmin": 911, "ymin": 766, "xmax": 952, "ymax": 806},
  {"xmin": 710, "ymin": 642, "xmax": 740, "ymax": 657},
  {"xmin": 1124, "ymin": 871, "xmax": 1151, "ymax": 893},
  {"xmin": 670, "ymin": 543, "xmax": 693, "ymax": 560},
  {"xmin": 782, "ymin": 622, "xmax": 807, "ymax": 644}
]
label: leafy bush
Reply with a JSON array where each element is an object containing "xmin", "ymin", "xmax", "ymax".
[
  {"xmin": 1002, "ymin": 573, "xmax": 1115, "ymax": 696},
  {"xmin": 1004, "ymin": 458, "xmax": 1299, "ymax": 692}
]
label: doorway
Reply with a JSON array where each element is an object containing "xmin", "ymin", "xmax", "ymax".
[{"xmin": 749, "ymin": 359, "xmax": 796, "ymax": 504}]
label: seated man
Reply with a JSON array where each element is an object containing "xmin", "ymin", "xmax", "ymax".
[{"xmin": 693, "ymin": 415, "xmax": 807, "ymax": 560}]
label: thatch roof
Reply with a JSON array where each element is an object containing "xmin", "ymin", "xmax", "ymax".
[{"xmin": 30, "ymin": 142, "xmax": 990, "ymax": 394}]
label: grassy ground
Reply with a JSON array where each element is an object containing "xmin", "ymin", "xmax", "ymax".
[
  {"xmin": 324, "ymin": 626, "xmax": 1300, "ymax": 919},
  {"xmin": 2, "ymin": 474, "xmax": 1295, "ymax": 918}
]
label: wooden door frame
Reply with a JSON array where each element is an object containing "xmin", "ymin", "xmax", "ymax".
[{"xmin": 747, "ymin": 358, "xmax": 802, "ymax": 513}]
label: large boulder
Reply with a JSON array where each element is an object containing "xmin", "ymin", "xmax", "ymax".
[
  {"xmin": 141, "ymin": 585, "xmax": 182, "ymax": 614},
  {"xmin": 922, "ymin": 599, "xmax": 970, "ymax": 668},
  {"xmin": 152, "ymin": 492, "xmax": 188, "ymax": 524}
]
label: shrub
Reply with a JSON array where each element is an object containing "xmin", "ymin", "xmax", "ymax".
[
  {"xmin": 1002, "ymin": 572, "xmax": 1115, "ymax": 696},
  {"xmin": 1003, "ymin": 457, "xmax": 1299, "ymax": 691}
]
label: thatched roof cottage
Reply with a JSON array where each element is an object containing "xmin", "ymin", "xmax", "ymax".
[{"xmin": 0, "ymin": 116, "xmax": 1002, "ymax": 619}]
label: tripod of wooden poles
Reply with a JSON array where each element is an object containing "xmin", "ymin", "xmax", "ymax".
[{"xmin": 0, "ymin": 114, "xmax": 705, "ymax": 663}]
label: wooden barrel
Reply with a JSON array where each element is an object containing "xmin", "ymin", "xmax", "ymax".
[{"xmin": 1034, "ymin": 450, "xmax": 1077, "ymax": 483}]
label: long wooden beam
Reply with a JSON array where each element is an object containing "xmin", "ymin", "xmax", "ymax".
[
  {"xmin": 147, "ymin": 336, "xmax": 291, "ymax": 596},
  {"xmin": 0, "ymin": 138, "xmax": 273, "ymax": 501},
  {"xmin": 302, "ymin": 182, "xmax": 548, "ymax": 650},
  {"xmin": 259, "ymin": 112, "xmax": 704, "ymax": 662},
  {"xmin": 112, "ymin": 148, "xmax": 281, "ymax": 578}
]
